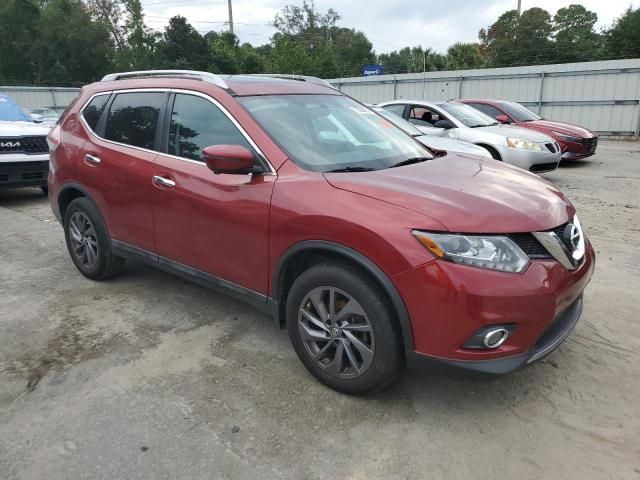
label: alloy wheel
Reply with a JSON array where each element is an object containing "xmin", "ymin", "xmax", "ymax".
[
  {"xmin": 69, "ymin": 212, "xmax": 99, "ymax": 270},
  {"xmin": 298, "ymin": 286, "xmax": 375, "ymax": 379}
]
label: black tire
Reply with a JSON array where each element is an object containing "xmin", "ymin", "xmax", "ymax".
[
  {"xmin": 286, "ymin": 262, "xmax": 402, "ymax": 395},
  {"xmin": 63, "ymin": 197, "xmax": 124, "ymax": 280},
  {"xmin": 41, "ymin": 186, "xmax": 48, "ymax": 195}
]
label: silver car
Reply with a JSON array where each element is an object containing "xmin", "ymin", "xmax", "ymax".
[
  {"xmin": 371, "ymin": 106, "xmax": 493, "ymax": 159},
  {"xmin": 378, "ymin": 100, "xmax": 561, "ymax": 173}
]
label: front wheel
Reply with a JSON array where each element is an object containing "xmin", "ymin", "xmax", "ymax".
[{"xmin": 286, "ymin": 263, "xmax": 402, "ymax": 394}]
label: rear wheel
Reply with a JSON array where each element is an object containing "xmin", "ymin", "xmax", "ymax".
[
  {"xmin": 63, "ymin": 197, "xmax": 124, "ymax": 280},
  {"xmin": 286, "ymin": 263, "xmax": 402, "ymax": 394}
]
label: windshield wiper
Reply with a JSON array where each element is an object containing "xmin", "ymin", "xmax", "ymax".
[
  {"xmin": 325, "ymin": 166, "xmax": 376, "ymax": 173},
  {"xmin": 390, "ymin": 157, "xmax": 430, "ymax": 168}
]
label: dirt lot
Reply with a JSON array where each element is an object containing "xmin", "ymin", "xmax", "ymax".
[{"xmin": 1, "ymin": 140, "xmax": 639, "ymax": 480}]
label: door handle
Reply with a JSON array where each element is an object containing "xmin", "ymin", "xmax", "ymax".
[
  {"xmin": 152, "ymin": 175, "xmax": 176, "ymax": 188},
  {"xmin": 84, "ymin": 153, "xmax": 101, "ymax": 166}
]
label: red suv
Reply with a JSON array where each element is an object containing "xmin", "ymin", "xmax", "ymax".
[
  {"xmin": 48, "ymin": 71, "xmax": 595, "ymax": 394},
  {"xmin": 461, "ymin": 99, "xmax": 598, "ymax": 160}
]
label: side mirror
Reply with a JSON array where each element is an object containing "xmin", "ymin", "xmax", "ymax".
[
  {"xmin": 203, "ymin": 145, "xmax": 255, "ymax": 175},
  {"xmin": 496, "ymin": 114, "xmax": 512, "ymax": 124},
  {"xmin": 30, "ymin": 113, "xmax": 44, "ymax": 123},
  {"xmin": 433, "ymin": 119, "xmax": 455, "ymax": 129}
]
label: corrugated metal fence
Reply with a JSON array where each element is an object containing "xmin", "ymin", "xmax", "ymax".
[
  {"xmin": 329, "ymin": 59, "xmax": 640, "ymax": 136},
  {"xmin": 0, "ymin": 86, "xmax": 80, "ymax": 112}
]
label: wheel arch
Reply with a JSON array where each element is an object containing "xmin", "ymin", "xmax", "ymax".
[
  {"xmin": 272, "ymin": 240, "xmax": 414, "ymax": 357},
  {"xmin": 57, "ymin": 183, "xmax": 94, "ymax": 220},
  {"xmin": 475, "ymin": 143, "xmax": 501, "ymax": 160}
]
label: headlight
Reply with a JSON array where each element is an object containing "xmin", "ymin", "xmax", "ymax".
[
  {"xmin": 412, "ymin": 230, "xmax": 530, "ymax": 273},
  {"xmin": 551, "ymin": 131, "xmax": 582, "ymax": 143},
  {"xmin": 506, "ymin": 137, "xmax": 543, "ymax": 151}
]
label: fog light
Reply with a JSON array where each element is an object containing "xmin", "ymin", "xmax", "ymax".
[
  {"xmin": 483, "ymin": 328, "xmax": 510, "ymax": 348},
  {"xmin": 463, "ymin": 325, "xmax": 516, "ymax": 349}
]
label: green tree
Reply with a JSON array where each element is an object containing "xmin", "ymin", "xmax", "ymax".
[
  {"xmin": 446, "ymin": 42, "xmax": 486, "ymax": 70},
  {"xmin": 0, "ymin": 0, "xmax": 41, "ymax": 83},
  {"xmin": 479, "ymin": 9, "xmax": 520, "ymax": 66},
  {"xmin": 553, "ymin": 5, "xmax": 601, "ymax": 63},
  {"xmin": 158, "ymin": 16, "xmax": 210, "ymax": 70},
  {"xmin": 480, "ymin": 8, "xmax": 554, "ymax": 66},
  {"xmin": 606, "ymin": 7, "xmax": 640, "ymax": 58},
  {"xmin": 378, "ymin": 47, "xmax": 445, "ymax": 74}
]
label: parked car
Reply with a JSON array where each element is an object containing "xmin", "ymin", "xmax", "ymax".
[
  {"xmin": 370, "ymin": 106, "xmax": 493, "ymax": 159},
  {"xmin": 49, "ymin": 70, "xmax": 595, "ymax": 394},
  {"xmin": 25, "ymin": 107, "xmax": 60, "ymax": 127},
  {"xmin": 0, "ymin": 93, "xmax": 51, "ymax": 193},
  {"xmin": 460, "ymin": 99, "xmax": 598, "ymax": 160},
  {"xmin": 378, "ymin": 100, "xmax": 561, "ymax": 173}
]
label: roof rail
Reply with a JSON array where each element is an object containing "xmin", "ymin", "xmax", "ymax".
[
  {"xmin": 248, "ymin": 74, "xmax": 335, "ymax": 89},
  {"xmin": 101, "ymin": 70, "xmax": 229, "ymax": 89}
]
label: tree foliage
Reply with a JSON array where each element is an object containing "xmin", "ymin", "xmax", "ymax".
[{"xmin": 1, "ymin": 1, "xmax": 639, "ymax": 86}]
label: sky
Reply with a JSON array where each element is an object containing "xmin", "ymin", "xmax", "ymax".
[{"xmin": 141, "ymin": 0, "xmax": 639, "ymax": 54}]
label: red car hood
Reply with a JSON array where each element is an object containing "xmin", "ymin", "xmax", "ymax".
[
  {"xmin": 523, "ymin": 119, "xmax": 595, "ymax": 138},
  {"xmin": 324, "ymin": 154, "xmax": 575, "ymax": 233}
]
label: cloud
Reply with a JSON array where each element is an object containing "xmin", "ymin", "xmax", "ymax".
[{"xmin": 142, "ymin": 0, "xmax": 639, "ymax": 53}]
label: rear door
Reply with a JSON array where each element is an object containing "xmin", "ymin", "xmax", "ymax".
[
  {"xmin": 150, "ymin": 91, "xmax": 275, "ymax": 294},
  {"xmin": 79, "ymin": 90, "xmax": 167, "ymax": 252}
]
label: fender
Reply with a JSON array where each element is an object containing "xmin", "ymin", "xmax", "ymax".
[
  {"xmin": 273, "ymin": 240, "xmax": 415, "ymax": 356},
  {"xmin": 55, "ymin": 182, "xmax": 97, "ymax": 223}
]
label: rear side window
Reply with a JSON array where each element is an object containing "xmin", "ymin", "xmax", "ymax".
[
  {"xmin": 82, "ymin": 94, "xmax": 109, "ymax": 131},
  {"xmin": 470, "ymin": 103, "xmax": 503, "ymax": 119},
  {"xmin": 168, "ymin": 93, "xmax": 251, "ymax": 162},
  {"xmin": 104, "ymin": 92, "xmax": 165, "ymax": 150},
  {"xmin": 383, "ymin": 104, "xmax": 405, "ymax": 117}
]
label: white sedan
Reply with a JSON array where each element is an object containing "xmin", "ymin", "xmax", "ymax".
[{"xmin": 370, "ymin": 106, "xmax": 493, "ymax": 159}]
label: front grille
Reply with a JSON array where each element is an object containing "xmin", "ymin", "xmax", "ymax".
[
  {"xmin": 581, "ymin": 137, "xmax": 597, "ymax": 153},
  {"xmin": 545, "ymin": 142, "xmax": 558, "ymax": 153},
  {"xmin": 0, "ymin": 161, "xmax": 49, "ymax": 186},
  {"xmin": 530, "ymin": 162, "xmax": 558, "ymax": 173},
  {"xmin": 0, "ymin": 136, "xmax": 48, "ymax": 155},
  {"xmin": 510, "ymin": 233, "xmax": 552, "ymax": 258}
]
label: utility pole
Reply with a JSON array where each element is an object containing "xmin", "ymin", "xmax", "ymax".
[
  {"xmin": 517, "ymin": 0, "xmax": 522, "ymax": 15},
  {"xmin": 227, "ymin": 0, "xmax": 234, "ymax": 35}
]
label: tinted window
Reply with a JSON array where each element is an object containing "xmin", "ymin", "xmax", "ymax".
[
  {"xmin": 104, "ymin": 92, "xmax": 164, "ymax": 149},
  {"xmin": 470, "ymin": 103, "xmax": 504, "ymax": 119},
  {"xmin": 82, "ymin": 94, "xmax": 109, "ymax": 131},
  {"xmin": 383, "ymin": 104, "xmax": 405, "ymax": 117},
  {"xmin": 438, "ymin": 102, "xmax": 497, "ymax": 128},
  {"xmin": 499, "ymin": 102, "xmax": 541, "ymax": 122},
  {"xmin": 169, "ymin": 94, "xmax": 251, "ymax": 161}
]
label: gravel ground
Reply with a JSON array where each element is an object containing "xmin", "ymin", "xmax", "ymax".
[{"xmin": 1, "ymin": 140, "xmax": 639, "ymax": 480}]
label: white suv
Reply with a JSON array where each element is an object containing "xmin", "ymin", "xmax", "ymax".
[{"xmin": 0, "ymin": 93, "xmax": 51, "ymax": 193}]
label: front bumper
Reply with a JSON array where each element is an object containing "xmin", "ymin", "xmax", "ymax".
[
  {"xmin": 395, "ymin": 241, "xmax": 595, "ymax": 374},
  {"xmin": 560, "ymin": 137, "xmax": 598, "ymax": 160},
  {"xmin": 494, "ymin": 144, "xmax": 561, "ymax": 173},
  {"xmin": 0, "ymin": 160, "xmax": 49, "ymax": 189}
]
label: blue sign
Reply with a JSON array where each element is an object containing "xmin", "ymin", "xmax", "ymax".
[{"xmin": 362, "ymin": 64, "xmax": 384, "ymax": 76}]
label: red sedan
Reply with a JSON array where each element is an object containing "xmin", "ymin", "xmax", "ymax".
[{"xmin": 461, "ymin": 99, "xmax": 598, "ymax": 160}]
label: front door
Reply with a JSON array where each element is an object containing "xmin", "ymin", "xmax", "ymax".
[
  {"xmin": 151, "ymin": 92, "xmax": 275, "ymax": 295},
  {"xmin": 79, "ymin": 91, "xmax": 167, "ymax": 252}
]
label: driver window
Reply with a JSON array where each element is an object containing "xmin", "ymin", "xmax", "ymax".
[
  {"xmin": 409, "ymin": 106, "xmax": 440, "ymax": 126},
  {"xmin": 168, "ymin": 93, "xmax": 252, "ymax": 162}
]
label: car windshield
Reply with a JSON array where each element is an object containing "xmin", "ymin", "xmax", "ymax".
[
  {"xmin": 239, "ymin": 94, "xmax": 432, "ymax": 172},
  {"xmin": 372, "ymin": 107, "xmax": 423, "ymax": 137},
  {"xmin": 499, "ymin": 101, "xmax": 541, "ymax": 122},
  {"xmin": 438, "ymin": 102, "xmax": 498, "ymax": 128},
  {"xmin": 0, "ymin": 94, "xmax": 32, "ymax": 122}
]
